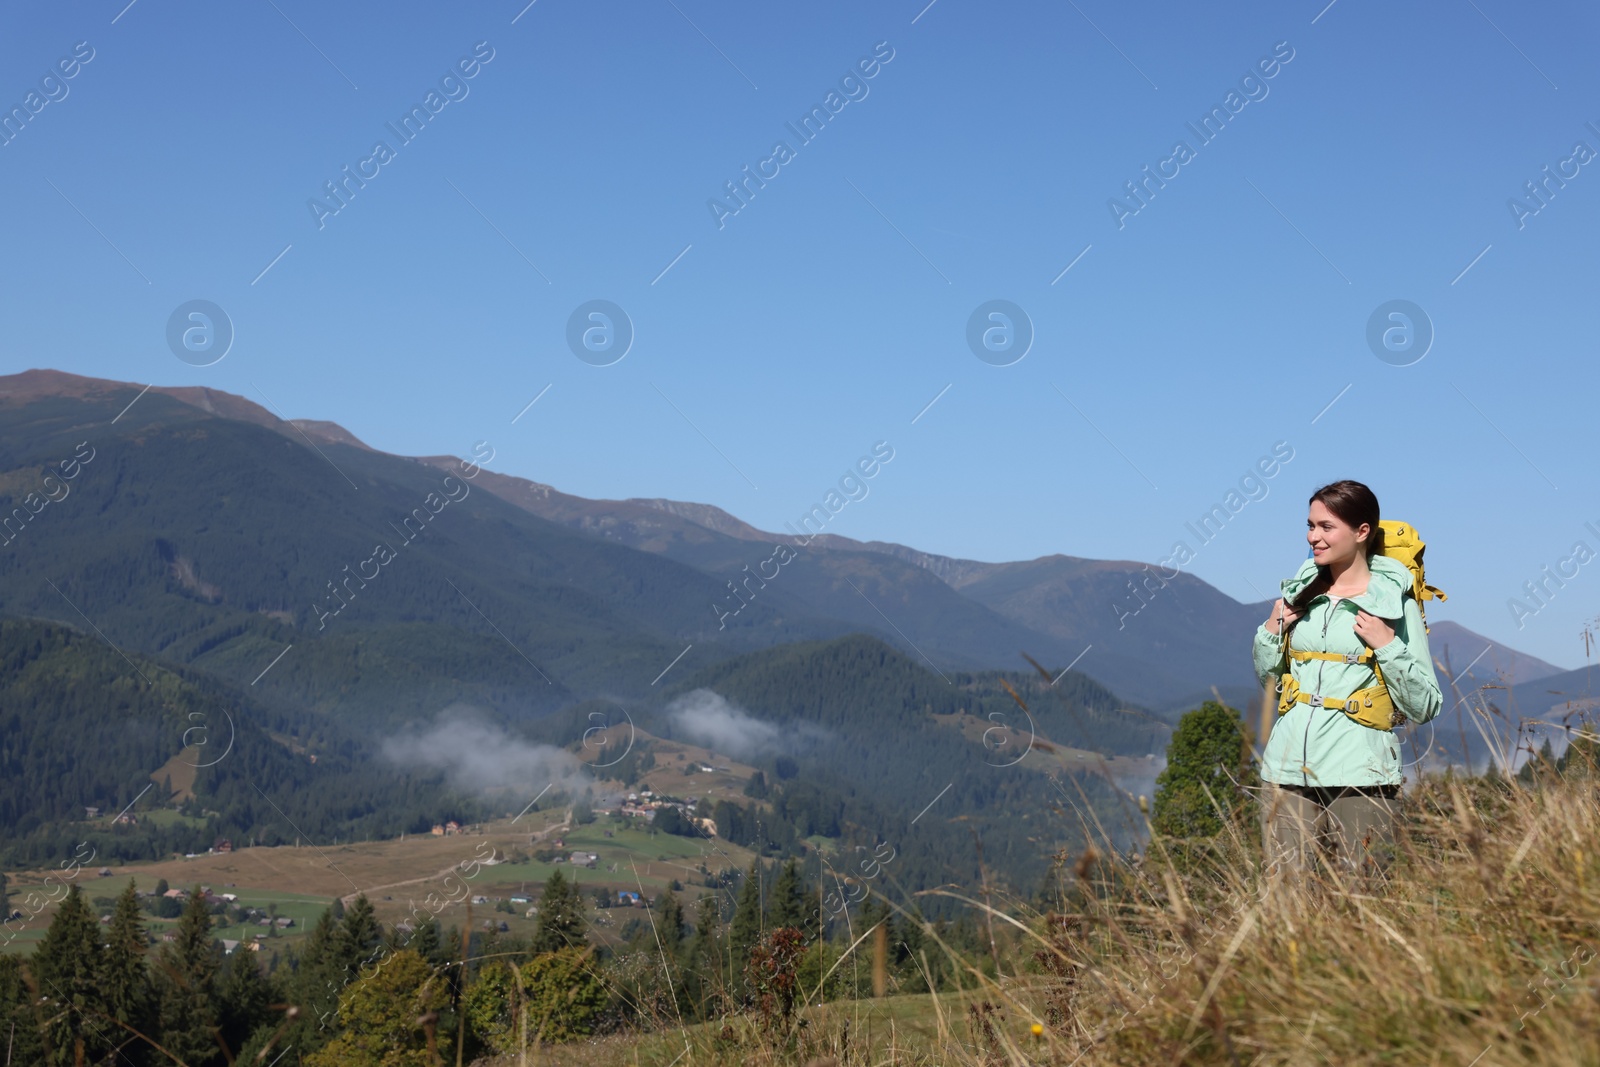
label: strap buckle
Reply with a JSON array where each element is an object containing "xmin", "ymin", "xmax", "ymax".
[
  {"xmin": 1307, "ymin": 694, "xmax": 1324, "ymax": 708},
  {"xmin": 1343, "ymin": 652, "xmax": 1362, "ymax": 664}
]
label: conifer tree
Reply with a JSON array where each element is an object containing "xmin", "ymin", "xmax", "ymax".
[
  {"xmin": 216, "ymin": 946, "xmax": 272, "ymax": 1057},
  {"xmin": 154, "ymin": 888, "xmax": 223, "ymax": 1067},
  {"xmin": 685, "ymin": 893, "xmax": 725, "ymax": 1016},
  {"xmin": 101, "ymin": 881, "xmax": 154, "ymax": 1056},
  {"xmin": 33, "ymin": 884, "xmax": 109, "ymax": 1066},
  {"xmin": 655, "ymin": 888, "xmax": 686, "ymax": 947},
  {"xmin": 334, "ymin": 895, "xmax": 382, "ymax": 983},
  {"xmin": 767, "ymin": 858, "xmax": 808, "ymax": 932},
  {"xmin": 0, "ymin": 953, "xmax": 47, "ymax": 1066},
  {"xmin": 408, "ymin": 917, "xmax": 447, "ymax": 968},
  {"xmin": 530, "ymin": 870, "xmax": 587, "ymax": 955},
  {"xmin": 728, "ymin": 861, "xmax": 764, "ymax": 977},
  {"xmin": 284, "ymin": 907, "xmax": 344, "ymax": 1052},
  {"xmin": 1151, "ymin": 700, "xmax": 1259, "ymax": 839}
]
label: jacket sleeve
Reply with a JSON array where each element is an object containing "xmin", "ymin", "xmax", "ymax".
[
  {"xmin": 1253, "ymin": 622, "xmax": 1287, "ymax": 689},
  {"xmin": 1373, "ymin": 596, "xmax": 1442, "ymax": 725}
]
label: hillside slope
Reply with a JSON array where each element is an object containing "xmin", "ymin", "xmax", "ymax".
[
  {"xmin": 0, "ymin": 373, "xmax": 862, "ymax": 722},
  {"xmin": 0, "ymin": 618, "xmax": 481, "ymax": 866}
]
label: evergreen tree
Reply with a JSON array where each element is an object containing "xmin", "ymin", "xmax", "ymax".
[
  {"xmin": 408, "ymin": 917, "xmax": 447, "ymax": 968},
  {"xmin": 334, "ymin": 895, "xmax": 382, "ymax": 983},
  {"xmin": 33, "ymin": 884, "xmax": 110, "ymax": 1066},
  {"xmin": 728, "ymin": 861, "xmax": 764, "ymax": 976},
  {"xmin": 767, "ymin": 859, "xmax": 808, "ymax": 932},
  {"xmin": 1151, "ymin": 700, "xmax": 1260, "ymax": 839},
  {"xmin": 685, "ymin": 893, "xmax": 725, "ymax": 1017},
  {"xmin": 530, "ymin": 870, "xmax": 587, "ymax": 955},
  {"xmin": 655, "ymin": 889, "xmax": 686, "ymax": 947},
  {"xmin": 652, "ymin": 806, "xmax": 695, "ymax": 836},
  {"xmin": 1558, "ymin": 729, "xmax": 1600, "ymax": 778},
  {"xmin": 154, "ymin": 888, "xmax": 223, "ymax": 1067},
  {"xmin": 215, "ymin": 947, "xmax": 272, "ymax": 1057},
  {"xmin": 0, "ymin": 954, "xmax": 46, "ymax": 1067},
  {"xmin": 102, "ymin": 881, "xmax": 154, "ymax": 1060},
  {"xmin": 284, "ymin": 908, "xmax": 344, "ymax": 1053}
]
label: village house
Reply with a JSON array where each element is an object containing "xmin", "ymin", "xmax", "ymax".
[{"xmin": 570, "ymin": 852, "xmax": 598, "ymax": 868}]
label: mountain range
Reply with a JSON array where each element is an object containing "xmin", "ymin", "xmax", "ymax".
[
  {"xmin": 1, "ymin": 367, "xmax": 1590, "ymax": 862},
  {"xmin": 0, "ymin": 367, "xmax": 1587, "ymax": 883}
]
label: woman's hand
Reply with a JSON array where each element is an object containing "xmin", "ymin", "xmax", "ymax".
[
  {"xmin": 1265, "ymin": 599, "xmax": 1303, "ymax": 636},
  {"xmin": 1353, "ymin": 609, "xmax": 1396, "ymax": 650}
]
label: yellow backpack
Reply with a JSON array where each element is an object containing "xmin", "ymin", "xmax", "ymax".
[
  {"xmin": 1276, "ymin": 519, "xmax": 1447, "ymax": 731},
  {"xmin": 1375, "ymin": 520, "xmax": 1447, "ymax": 635}
]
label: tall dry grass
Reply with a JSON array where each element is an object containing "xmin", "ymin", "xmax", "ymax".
[{"xmin": 477, "ymin": 710, "xmax": 1600, "ymax": 1067}]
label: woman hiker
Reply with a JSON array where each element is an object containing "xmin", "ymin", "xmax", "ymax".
[{"xmin": 1253, "ymin": 479, "xmax": 1443, "ymax": 880}]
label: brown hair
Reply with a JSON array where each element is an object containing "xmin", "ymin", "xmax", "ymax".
[{"xmin": 1288, "ymin": 479, "xmax": 1385, "ymax": 612}]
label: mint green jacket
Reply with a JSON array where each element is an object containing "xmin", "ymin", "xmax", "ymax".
[{"xmin": 1252, "ymin": 554, "xmax": 1443, "ymax": 788}]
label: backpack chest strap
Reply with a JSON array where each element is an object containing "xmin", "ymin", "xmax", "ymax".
[
  {"xmin": 1276, "ymin": 676, "xmax": 1399, "ymax": 731},
  {"xmin": 1288, "ymin": 648, "xmax": 1375, "ymax": 666}
]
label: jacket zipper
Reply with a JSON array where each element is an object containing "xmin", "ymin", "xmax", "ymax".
[{"xmin": 1300, "ymin": 598, "xmax": 1335, "ymax": 786}]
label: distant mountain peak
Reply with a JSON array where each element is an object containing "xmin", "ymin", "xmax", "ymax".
[
  {"xmin": 624, "ymin": 497, "xmax": 770, "ymax": 540},
  {"xmin": 288, "ymin": 419, "xmax": 374, "ymax": 451},
  {"xmin": 0, "ymin": 368, "xmax": 377, "ymax": 453}
]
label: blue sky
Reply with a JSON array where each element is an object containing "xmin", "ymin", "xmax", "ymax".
[{"xmin": 2, "ymin": 0, "xmax": 1597, "ymax": 670}]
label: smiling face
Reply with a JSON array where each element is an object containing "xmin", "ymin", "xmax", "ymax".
[{"xmin": 1307, "ymin": 499, "xmax": 1370, "ymax": 567}]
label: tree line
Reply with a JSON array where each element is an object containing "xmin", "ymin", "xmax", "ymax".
[{"xmin": 0, "ymin": 852, "xmax": 1008, "ymax": 1065}]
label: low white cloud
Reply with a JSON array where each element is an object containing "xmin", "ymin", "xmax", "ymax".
[
  {"xmin": 381, "ymin": 706, "xmax": 585, "ymax": 794},
  {"xmin": 666, "ymin": 689, "xmax": 793, "ymax": 759}
]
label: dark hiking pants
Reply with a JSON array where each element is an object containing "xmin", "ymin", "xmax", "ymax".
[{"xmin": 1259, "ymin": 781, "xmax": 1400, "ymax": 881}]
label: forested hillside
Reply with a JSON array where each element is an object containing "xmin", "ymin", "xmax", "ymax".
[
  {"xmin": 0, "ymin": 619, "xmax": 485, "ymax": 866},
  {"xmin": 0, "ymin": 379, "xmax": 853, "ymax": 725},
  {"xmin": 639, "ymin": 635, "xmax": 1166, "ymax": 896}
]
